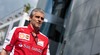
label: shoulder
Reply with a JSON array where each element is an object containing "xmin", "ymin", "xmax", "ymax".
[
  {"xmin": 39, "ymin": 32, "xmax": 49, "ymax": 40},
  {"xmin": 10, "ymin": 26, "xmax": 28, "ymax": 33},
  {"xmin": 16, "ymin": 26, "xmax": 28, "ymax": 29},
  {"xmin": 39, "ymin": 32, "xmax": 49, "ymax": 46}
]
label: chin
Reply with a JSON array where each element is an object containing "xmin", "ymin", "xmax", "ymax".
[
  {"xmin": 36, "ymin": 26, "xmax": 40, "ymax": 28},
  {"xmin": 35, "ymin": 24, "xmax": 42, "ymax": 28}
]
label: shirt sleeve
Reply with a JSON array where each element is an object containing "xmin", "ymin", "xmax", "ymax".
[
  {"xmin": 42, "ymin": 44, "xmax": 50, "ymax": 55},
  {"xmin": 3, "ymin": 27, "xmax": 18, "ymax": 52}
]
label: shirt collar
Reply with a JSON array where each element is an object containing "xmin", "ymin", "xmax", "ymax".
[{"xmin": 28, "ymin": 24, "xmax": 39, "ymax": 34}]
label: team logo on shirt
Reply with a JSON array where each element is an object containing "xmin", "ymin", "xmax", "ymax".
[
  {"xmin": 19, "ymin": 33, "xmax": 30, "ymax": 40},
  {"xmin": 19, "ymin": 43, "xmax": 23, "ymax": 47},
  {"xmin": 37, "ymin": 39, "xmax": 44, "ymax": 47}
]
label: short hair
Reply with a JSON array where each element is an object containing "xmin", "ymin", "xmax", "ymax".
[{"xmin": 30, "ymin": 8, "xmax": 45, "ymax": 18}]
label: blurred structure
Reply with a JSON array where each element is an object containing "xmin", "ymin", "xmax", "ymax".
[
  {"xmin": 0, "ymin": 3, "xmax": 32, "ymax": 52},
  {"xmin": 56, "ymin": 0, "xmax": 100, "ymax": 55},
  {"xmin": 23, "ymin": 3, "xmax": 31, "ymax": 13}
]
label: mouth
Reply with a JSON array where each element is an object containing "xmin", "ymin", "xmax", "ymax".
[{"xmin": 37, "ymin": 22, "xmax": 42, "ymax": 26}]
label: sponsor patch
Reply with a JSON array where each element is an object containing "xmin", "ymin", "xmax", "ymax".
[
  {"xmin": 37, "ymin": 39, "xmax": 44, "ymax": 47},
  {"xmin": 19, "ymin": 33, "xmax": 30, "ymax": 40},
  {"xmin": 19, "ymin": 43, "xmax": 23, "ymax": 47}
]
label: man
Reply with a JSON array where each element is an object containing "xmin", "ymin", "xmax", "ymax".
[{"xmin": 1, "ymin": 8, "xmax": 50, "ymax": 55}]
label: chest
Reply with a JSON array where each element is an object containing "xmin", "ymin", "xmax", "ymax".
[{"xmin": 15, "ymin": 32, "xmax": 45, "ymax": 53}]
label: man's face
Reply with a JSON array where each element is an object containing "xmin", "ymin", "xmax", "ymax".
[{"xmin": 30, "ymin": 12, "xmax": 44, "ymax": 28}]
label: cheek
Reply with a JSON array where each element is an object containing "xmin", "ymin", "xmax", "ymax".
[
  {"xmin": 30, "ymin": 18, "xmax": 35, "ymax": 22},
  {"xmin": 30, "ymin": 18, "xmax": 34, "ymax": 23},
  {"xmin": 41, "ymin": 21, "xmax": 44, "ymax": 23}
]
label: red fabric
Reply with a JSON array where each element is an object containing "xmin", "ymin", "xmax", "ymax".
[{"xmin": 3, "ymin": 24, "xmax": 49, "ymax": 55}]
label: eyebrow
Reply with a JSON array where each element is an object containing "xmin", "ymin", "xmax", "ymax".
[{"xmin": 35, "ymin": 16, "xmax": 44, "ymax": 20}]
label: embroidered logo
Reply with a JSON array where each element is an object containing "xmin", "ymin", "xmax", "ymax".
[
  {"xmin": 19, "ymin": 43, "xmax": 23, "ymax": 47},
  {"xmin": 37, "ymin": 39, "xmax": 44, "ymax": 47},
  {"xmin": 19, "ymin": 33, "xmax": 30, "ymax": 40}
]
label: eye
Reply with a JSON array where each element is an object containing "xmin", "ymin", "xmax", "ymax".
[
  {"xmin": 35, "ymin": 16, "xmax": 44, "ymax": 20},
  {"xmin": 41, "ymin": 17, "xmax": 44, "ymax": 20},
  {"xmin": 35, "ymin": 16, "xmax": 40, "ymax": 18}
]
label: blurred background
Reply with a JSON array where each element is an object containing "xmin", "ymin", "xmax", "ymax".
[{"xmin": 0, "ymin": 0, "xmax": 100, "ymax": 55}]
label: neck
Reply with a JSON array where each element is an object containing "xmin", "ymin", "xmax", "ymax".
[{"xmin": 30, "ymin": 23, "xmax": 39, "ymax": 33}]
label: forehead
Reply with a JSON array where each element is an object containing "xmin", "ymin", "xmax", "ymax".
[{"xmin": 34, "ymin": 12, "xmax": 44, "ymax": 17}]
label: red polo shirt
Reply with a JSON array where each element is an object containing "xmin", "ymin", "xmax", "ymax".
[{"xmin": 3, "ymin": 24, "xmax": 50, "ymax": 55}]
